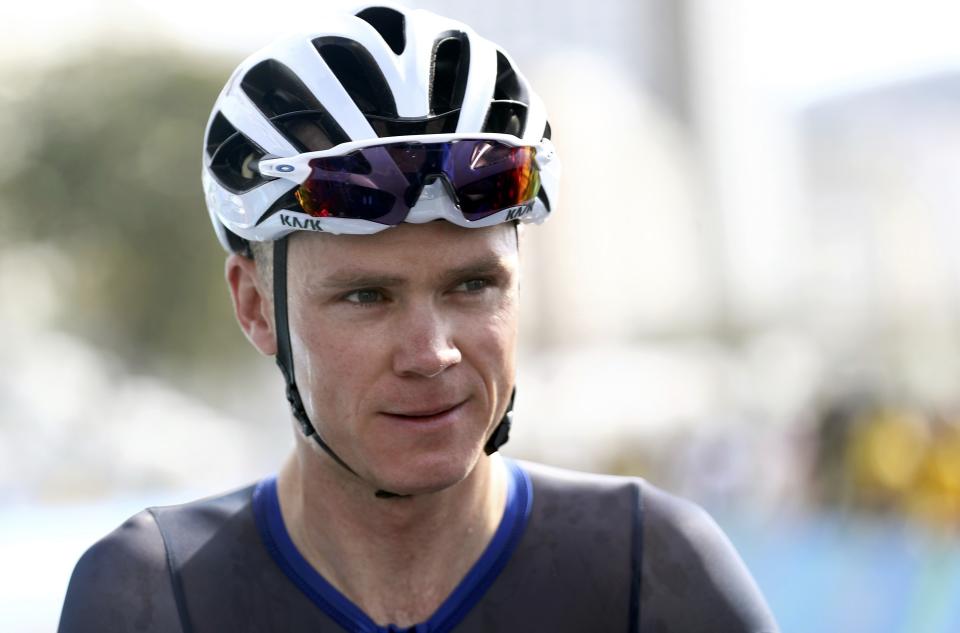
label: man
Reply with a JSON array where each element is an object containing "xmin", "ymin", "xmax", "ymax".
[{"xmin": 59, "ymin": 4, "xmax": 779, "ymax": 632}]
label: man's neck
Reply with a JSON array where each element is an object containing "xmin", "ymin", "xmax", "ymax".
[{"xmin": 276, "ymin": 445, "xmax": 507, "ymax": 628}]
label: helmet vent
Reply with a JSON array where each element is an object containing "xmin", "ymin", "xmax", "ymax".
[
  {"xmin": 493, "ymin": 50, "xmax": 528, "ymax": 104},
  {"xmin": 355, "ymin": 6, "xmax": 406, "ymax": 56},
  {"xmin": 209, "ymin": 131, "xmax": 270, "ymax": 193},
  {"xmin": 482, "ymin": 100, "xmax": 527, "ymax": 136},
  {"xmin": 315, "ymin": 37, "xmax": 399, "ymax": 121},
  {"xmin": 207, "ymin": 112, "xmax": 271, "ymax": 193},
  {"xmin": 430, "ymin": 33, "xmax": 470, "ymax": 115},
  {"xmin": 242, "ymin": 59, "xmax": 349, "ymax": 151},
  {"xmin": 206, "ymin": 111, "xmax": 236, "ymax": 158},
  {"xmin": 366, "ymin": 110, "xmax": 459, "ymax": 137}
]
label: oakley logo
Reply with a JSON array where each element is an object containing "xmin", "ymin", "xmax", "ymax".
[
  {"xmin": 276, "ymin": 164, "xmax": 295, "ymax": 173},
  {"xmin": 504, "ymin": 204, "xmax": 533, "ymax": 221},
  {"xmin": 280, "ymin": 214, "xmax": 324, "ymax": 231}
]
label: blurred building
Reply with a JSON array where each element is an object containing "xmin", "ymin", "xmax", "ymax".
[{"xmin": 803, "ymin": 72, "xmax": 960, "ymax": 409}]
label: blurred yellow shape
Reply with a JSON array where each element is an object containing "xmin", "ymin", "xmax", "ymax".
[
  {"xmin": 908, "ymin": 424, "xmax": 960, "ymax": 527},
  {"xmin": 847, "ymin": 409, "xmax": 929, "ymax": 497}
]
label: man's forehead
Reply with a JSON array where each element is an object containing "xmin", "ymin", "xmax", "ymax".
[{"xmin": 290, "ymin": 221, "xmax": 518, "ymax": 281}]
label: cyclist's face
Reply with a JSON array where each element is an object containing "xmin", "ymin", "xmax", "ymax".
[{"xmin": 286, "ymin": 221, "xmax": 519, "ymax": 495}]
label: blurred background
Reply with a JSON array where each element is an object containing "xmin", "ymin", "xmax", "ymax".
[{"xmin": 3, "ymin": 0, "xmax": 960, "ymax": 631}]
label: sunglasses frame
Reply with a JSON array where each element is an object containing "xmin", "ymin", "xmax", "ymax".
[{"xmin": 255, "ymin": 133, "xmax": 558, "ymax": 235}]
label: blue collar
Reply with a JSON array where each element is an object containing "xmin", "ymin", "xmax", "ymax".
[{"xmin": 253, "ymin": 459, "xmax": 533, "ymax": 633}]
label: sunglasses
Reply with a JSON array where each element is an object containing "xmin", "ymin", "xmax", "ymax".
[{"xmin": 257, "ymin": 133, "xmax": 556, "ymax": 234}]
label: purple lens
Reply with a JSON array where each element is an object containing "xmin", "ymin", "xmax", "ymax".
[
  {"xmin": 296, "ymin": 139, "xmax": 540, "ymax": 224},
  {"xmin": 295, "ymin": 181, "xmax": 396, "ymax": 220},
  {"xmin": 446, "ymin": 142, "xmax": 540, "ymax": 219},
  {"xmin": 298, "ymin": 146, "xmax": 413, "ymax": 224}
]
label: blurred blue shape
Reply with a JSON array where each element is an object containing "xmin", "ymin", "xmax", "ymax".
[{"xmin": 723, "ymin": 512, "xmax": 960, "ymax": 633}]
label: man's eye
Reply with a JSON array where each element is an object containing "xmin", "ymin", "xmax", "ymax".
[
  {"xmin": 344, "ymin": 289, "xmax": 384, "ymax": 304},
  {"xmin": 455, "ymin": 278, "xmax": 490, "ymax": 293}
]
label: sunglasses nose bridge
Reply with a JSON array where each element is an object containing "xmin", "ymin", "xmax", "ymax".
[
  {"xmin": 420, "ymin": 172, "xmax": 459, "ymax": 205},
  {"xmin": 392, "ymin": 144, "xmax": 444, "ymax": 206}
]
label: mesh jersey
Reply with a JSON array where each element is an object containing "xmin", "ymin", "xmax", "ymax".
[{"xmin": 58, "ymin": 460, "xmax": 779, "ymax": 633}]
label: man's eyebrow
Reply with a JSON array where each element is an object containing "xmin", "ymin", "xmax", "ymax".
[
  {"xmin": 316, "ymin": 256, "xmax": 512, "ymax": 290},
  {"xmin": 440, "ymin": 256, "xmax": 513, "ymax": 283},
  {"xmin": 318, "ymin": 272, "xmax": 407, "ymax": 290}
]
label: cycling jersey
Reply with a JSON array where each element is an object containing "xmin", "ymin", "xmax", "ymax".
[{"xmin": 58, "ymin": 460, "xmax": 779, "ymax": 632}]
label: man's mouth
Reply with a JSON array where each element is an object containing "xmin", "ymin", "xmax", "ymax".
[{"xmin": 382, "ymin": 400, "xmax": 466, "ymax": 420}]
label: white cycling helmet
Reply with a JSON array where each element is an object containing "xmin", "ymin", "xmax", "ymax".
[{"xmin": 202, "ymin": 2, "xmax": 560, "ymax": 253}]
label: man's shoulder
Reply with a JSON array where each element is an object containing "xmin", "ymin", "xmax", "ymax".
[
  {"xmin": 146, "ymin": 482, "xmax": 258, "ymax": 547},
  {"xmin": 518, "ymin": 459, "xmax": 635, "ymax": 485},
  {"xmin": 58, "ymin": 482, "xmax": 260, "ymax": 633},
  {"xmin": 517, "ymin": 459, "xmax": 692, "ymax": 517},
  {"xmin": 516, "ymin": 459, "xmax": 726, "ymax": 552},
  {"xmin": 637, "ymin": 480, "xmax": 780, "ymax": 632},
  {"xmin": 516, "ymin": 459, "xmax": 738, "ymax": 543},
  {"xmin": 58, "ymin": 509, "xmax": 179, "ymax": 632},
  {"xmin": 71, "ymin": 509, "xmax": 168, "ymax": 578},
  {"xmin": 513, "ymin": 460, "xmax": 779, "ymax": 632}
]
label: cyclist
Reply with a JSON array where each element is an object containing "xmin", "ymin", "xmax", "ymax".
[{"xmin": 59, "ymin": 4, "xmax": 779, "ymax": 631}]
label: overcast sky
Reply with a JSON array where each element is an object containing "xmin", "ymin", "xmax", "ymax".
[{"xmin": 4, "ymin": 0, "xmax": 960, "ymax": 102}]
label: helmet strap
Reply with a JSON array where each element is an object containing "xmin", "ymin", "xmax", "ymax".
[
  {"xmin": 273, "ymin": 237, "xmax": 367, "ymax": 480},
  {"xmin": 483, "ymin": 223, "xmax": 519, "ymax": 454},
  {"xmin": 484, "ymin": 387, "xmax": 514, "ymax": 454}
]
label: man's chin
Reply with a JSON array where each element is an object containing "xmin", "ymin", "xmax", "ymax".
[{"xmin": 368, "ymin": 453, "xmax": 482, "ymax": 498}]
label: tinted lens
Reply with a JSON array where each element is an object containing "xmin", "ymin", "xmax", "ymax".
[
  {"xmin": 309, "ymin": 151, "xmax": 373, "ymax": 175},
  {"xmin": 298, "ymin": 149, "xmax": 406, "ymax": 223},
  {"xmin": 385, "ymin": 143, "xmax": 431, "ymax": 172},
  {"xmin": 450, "ymin": 144, "xmax": 540, "ymax": 219},
  {"xmin": 294, "ymin": 139, "xmax": 540, "ymax": 224},
  {"xmin": 295, "ymin": 180, "xmax": 396, "ymax": 220}
]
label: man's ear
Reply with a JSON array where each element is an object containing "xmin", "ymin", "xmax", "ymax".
[{"xmin": 226, "ymin": 253, "xmax": 277, "ymax": 356}]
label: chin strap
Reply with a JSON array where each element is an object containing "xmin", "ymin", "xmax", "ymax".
[
  {"xmin": 271, "ymin": 236, "xmax": 514, "ymax": 499},
  {"xmin": 273, "ymin": 237, "xmax": 363, "ymax": 479},
  {"xmin": 485, "ymin": 387, "xmax": 514, "ymax": 454}
]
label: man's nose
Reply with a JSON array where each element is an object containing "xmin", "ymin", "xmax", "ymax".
[{"xmin": 392, "ymin": 305, "xmax": 462, "ymax": 378}]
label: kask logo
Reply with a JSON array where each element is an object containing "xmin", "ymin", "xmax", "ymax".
[
  {"xmin": 504, "ymin": 204, "xmax": 533, "ymax": 221},
  {"xmin": 280, "ymin": 214, "xmax": 324, "ymax": 231}
]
